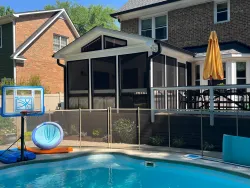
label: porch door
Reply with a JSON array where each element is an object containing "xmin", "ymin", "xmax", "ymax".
[{"xmin": 119, "ymin": 52, "xmax": 149, "ymax": 108}]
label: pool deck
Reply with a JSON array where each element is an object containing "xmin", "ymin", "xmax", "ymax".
[{"xmin": 0, "ymin": 146, "xmax": 250, "ymax": 178}]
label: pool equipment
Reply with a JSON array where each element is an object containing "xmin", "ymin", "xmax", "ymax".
[{"xmin": 0, "ymin": 86, "xmax": 45, "ymax": 163}]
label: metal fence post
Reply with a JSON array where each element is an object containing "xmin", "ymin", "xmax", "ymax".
[
  {"xmin": 79, "ymin": 108, "xmax": 82, "ymax": 148},
  {"xmin": 110, "ymin": 107, "xmax": 112, "ymax": 149},
  {"xmin": 236, "ymin": 110, "xmax": 239, "ymax": 136},
  {"xmin": 201, "ymin": 109, "xmax": 204, "ymax": 157},
  {"xmin": 168, "ymin": 114, "xmax": 171, "ymax": 148},
  {"xmin": 137, "ymin": 107, "xmax": 141, "ymax": 150},
  {"xmin": 151, "ymin": 88, "xmax": 155, "ymax": 123},
  {"xmin": 209, "ymin": 87, "xmax": 214, "ymax": 126},
  {"xmin": 107, "ymin": 107, "xmax": 110, "ymax": 149},
  {"xmin": 49, "ymin": 109, "xmax": 51, "ymax": 122}
]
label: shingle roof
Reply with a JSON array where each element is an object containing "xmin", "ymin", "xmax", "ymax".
[{"xmin": 111, "ymin": 0, "xmax": 180, "ymax": 17}]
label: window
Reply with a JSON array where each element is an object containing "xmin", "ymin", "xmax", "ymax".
[
  {"xmin": 141, "ymin": 19, "xmax": 152, "ymax": 38},
  {"xmin": 237, "ymin": 62, "xmax": 246, "ymax": 84},
  {"xmin": 195, "ymin": 65, "xmax": 200, "ymax": 86},
  {"xmin": 215, "ymin": 1, "xmax": 230, "ymax": 23},
  {"xmin": 53, "ymin": 35, "xmax": 68, "ymax": 52},
  {"xmin": 81, "ymin": 36, "xmax": 102, "ymax": 52},
  {"xmin": 0, "ymin": 26, "xmax": 2, "ymax": 48},
  {"xmin": 178, "ymin": 63, "xmax": 186, "ymax": 87},
  {"xmin": 104, "ymin": 36, "xmax": 127, "ymax": 49},
  {"xmin": 140, "ymin": 15, "xmax": 168, "ymax": 40}
]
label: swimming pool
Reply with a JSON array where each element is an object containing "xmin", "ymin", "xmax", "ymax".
[{"xmin": 0, "ymin": 154, "xmax": 249, "ymax": 188}]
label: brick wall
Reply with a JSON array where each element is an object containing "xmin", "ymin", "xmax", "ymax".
[
  {"xmin": 120, "ymin": 0, "xmax": 250, "ymax": 48},
  {"xmin": 15, "ymin": 13, "xmax": 54, "ymax": 48},
  {"xmin": 121, "ymin": 18, "xmax": 139, "ymax": 34},
  {"xmin": 16, "ymin": 16, "xmax": 76, "ymax": 93}
]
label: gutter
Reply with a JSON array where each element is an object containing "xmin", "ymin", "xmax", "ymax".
[
  {"xmin": 57, "ymin": 59, "xmax": 68, "ymax": 109},
  {"xmin": 147, "ymin": 40, "xmax": 162, "ymax": 108}
]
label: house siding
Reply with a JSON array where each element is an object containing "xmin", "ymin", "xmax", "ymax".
[
  {"xmin": 16, "ymin": 18, "xmax": 76, "ymax": 94},
  {"xmin": 120, "ymin": 0, "xmax": 250, "ymax": 48},
  {"xmin": 0, "ymin": 23, "xmax": 13, "ymax": 80}
]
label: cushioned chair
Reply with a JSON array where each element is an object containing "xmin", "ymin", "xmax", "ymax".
[{"xmin": 32, "ymin": 122, "xmax": 64, "ymax": 150}]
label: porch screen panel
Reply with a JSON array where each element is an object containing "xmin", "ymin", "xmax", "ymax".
[
  {"xmin": 119, "ymin": 52, "xmax": 148, "ymax": 108},
  {"xmin": 178, "ymin": 62, "xmax": 186, "ymax": 87},
  {"xmin": 67, "ymin": 60, "xmax": 89, "ymax": 109},
  {"xmin": 92, "ymin": 56, "xmax": 116, "ymax": 109},
  {"xmin": 166, "ymin": 56, "xmax": 177, "ymax": 109},
  {"xmin": 153, "ymin": 55, "xmax": 165, "ymax": 87}
]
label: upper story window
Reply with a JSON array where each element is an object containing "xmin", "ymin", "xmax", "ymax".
[
  {"xmin": 0, "ymin": 26, "xmax": 2, "ymax": 48},
  {"xmin": 140, "ymin": 15, "xmax": 168, "ymax": 40},
  {"xmin": 104, "ymin": 36, "xmax": 127, "ymax": 49},
  {"xmin": 53, "ymin": 34, "xmax": 68, "ymax": 52},
  {"xmin": 214, "ymin": 1, "xmax": 230, "ymax": 23}
]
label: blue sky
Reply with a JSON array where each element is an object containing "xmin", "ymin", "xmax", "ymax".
[{"xmin": 1, "ymin": 0, "xmax": 127, "ymax": 12}]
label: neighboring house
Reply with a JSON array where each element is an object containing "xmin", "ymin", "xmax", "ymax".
[
  {"xmin": 111, "ymin": 0, "xmax": 250, "ymax": 86},
  {"xmin": 0, "ymin": 9, "xmax": 79, "ymax": 93}
]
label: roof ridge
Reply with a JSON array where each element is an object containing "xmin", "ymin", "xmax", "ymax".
[{"xmin": 11, "ymin": 10, "xmax": 64, "ymax": 59}]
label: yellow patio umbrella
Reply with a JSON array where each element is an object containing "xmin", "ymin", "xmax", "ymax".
[{"xmin": 203, "ymin": 31, "xmax": 224, "ymax": 85}]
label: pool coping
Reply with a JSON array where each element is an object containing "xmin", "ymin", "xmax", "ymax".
[{"xmin": 0, "ymin": 149, "xmax": 250, "ymax": 179}]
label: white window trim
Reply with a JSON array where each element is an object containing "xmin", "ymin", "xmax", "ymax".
[
  {"xmin": 0, "ymin": 26, "xmax": 2, "ymax": 48},
  {"xmin": 53, "ymin": 34, "xmax": 68, "ymax": 52},
  {"xmin": 214, "ymin": 0, "xmax": 230, "ymax": 24},
  {"xmin": 139, "ymin": 12, "xmax": 168, "ymax": 40}
]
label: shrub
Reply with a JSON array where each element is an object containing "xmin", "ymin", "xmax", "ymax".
[
  {"xmin": 149, "ymin": 136, "xmax": 165, "ymax": 146},
  {"xmin": 172, "ymin": 137, "xmax": 185, "ymax": 148},
  {"xmin": 92, "ymin": 129, "xmax": 101, "ymax": 137},
  {"xmin": 113, "ymin": 118, "xmax": 136, "ymax": 144},
  {"xmin": 0, "ymin": 116, "xmax": 16, "ymax": 135},
  {"xmin": 203, "ymin": 141, "xmax": 215, "ymax": 151},
  {"xmin": 24, "ymin": 132, "xmax": 32, "ymax": 141}
]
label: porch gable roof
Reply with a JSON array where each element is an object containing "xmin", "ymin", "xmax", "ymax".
[{"xmin": 53, "ymin": 27, "xmax": 193, "ymax": 59}]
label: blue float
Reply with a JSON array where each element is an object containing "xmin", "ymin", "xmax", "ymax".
[{"xmin": 32, "ymin": 122, "xmax": 64, "ymax": 150}]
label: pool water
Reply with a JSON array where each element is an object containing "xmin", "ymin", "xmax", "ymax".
[{"xmin": 0, "ymin": 154, "xmax": 250, "ymax": 188}]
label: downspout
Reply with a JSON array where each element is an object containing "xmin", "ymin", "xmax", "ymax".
[
  {"xmin": 57, "ymin": 59, "xmax": 68, "ymax": 109},
  {"xmin": 147, "ymin": 40, "xmax": 162, "ymax": 109}
]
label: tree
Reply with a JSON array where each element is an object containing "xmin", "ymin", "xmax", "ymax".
[
  {"xmin": 0, "ymin": 6, "xmax": 14, "ymax": 17},
  {"xmin": 44, "ymin": 0, "xmax": 118, "ymax": 35}
]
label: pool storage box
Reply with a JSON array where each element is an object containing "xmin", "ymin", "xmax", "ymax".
[{"xmin": 223, "ymin": 134, "xmax": 250, "ymax": 166}]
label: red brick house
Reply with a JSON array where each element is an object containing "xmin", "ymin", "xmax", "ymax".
[{"xmin": 0, "ymin": 9, "xmax": 79, "ymax": 93}]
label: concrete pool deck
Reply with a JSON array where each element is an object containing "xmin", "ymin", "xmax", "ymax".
[{"xmin": 0, "ymin": 147, "xmax": 250, "ymax": 178}]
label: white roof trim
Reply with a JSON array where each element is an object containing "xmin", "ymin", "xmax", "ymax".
[
  {"xmin": 13, "ymin": 9, "xmax": 64, "ymax": 17},
  {"xmin": 12, "ymin": 9, "xmax": 79, "ymax": 60},
  {"xmin": 15, "ymin": 57, "xmax": 27, "ymax": 61}
]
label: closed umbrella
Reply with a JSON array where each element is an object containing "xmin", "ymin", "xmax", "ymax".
[{"xmin": 203, "ymin": 31, "xmax": 224, "ymax": 85}]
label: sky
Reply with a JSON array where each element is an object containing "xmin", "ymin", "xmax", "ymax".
[{"xmin": 0, "ymin": 0, "xmax": 127, "ymax": 12}]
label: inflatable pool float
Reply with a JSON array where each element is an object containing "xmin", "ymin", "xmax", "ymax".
[{"xmin": 19, "ymin": 122, "xmax": 73, "ymax": 154}]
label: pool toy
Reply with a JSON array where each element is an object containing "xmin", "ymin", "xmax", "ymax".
[{"xmin": 22, "ymin": 122, "xmax": 73, "ymax": 154}]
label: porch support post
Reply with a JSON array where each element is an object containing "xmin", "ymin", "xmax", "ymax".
[
  {"xmin": 116, "ymin": 55, "xmax": 119, "ymax": 109},
  {"xmin": 225, "ymin": 61, "xmax": 231, "ymax": 85},
  {"xmin": 231, "ymin": 61, "xmax": 237, "ymax": 85},
  {"xmin": 246, "ymin": 61, "xmax": 250, "ymax": 92},
  {"xmin": 89, "ymin": 59, "xmax": 92, "ymax": 110}
]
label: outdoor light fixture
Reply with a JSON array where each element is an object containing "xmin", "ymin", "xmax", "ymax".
[{"xmin": 150, "ymin": 44, "xmax": 159, "ymax": 53}]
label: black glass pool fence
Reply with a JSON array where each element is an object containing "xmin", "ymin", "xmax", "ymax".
[{"xmin": 5, "ymin": 108, "xmax": 249, "ymax": 159}]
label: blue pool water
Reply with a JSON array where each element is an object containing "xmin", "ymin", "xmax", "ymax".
[{"xmin": 0, "ymin": 154, "xmax": 250, "ymax": 188}]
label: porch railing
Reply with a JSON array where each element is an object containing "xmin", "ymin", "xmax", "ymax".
[{"xmin": 150, "ymin": 85, "xmax": 250, "ymax": 124}]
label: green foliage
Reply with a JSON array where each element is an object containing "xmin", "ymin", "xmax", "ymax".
[
  {"xmin": 149, "ymin": 136, "xmax": 165, "ymax": 146},
  {"xmin": 92, "ymin": 129, "xmax": 101, "ymax": 137},
  {"xmin": 0, "ymin": 76, "xmax": 51, "ymax": 94},
  {"xmin": 203, "ymin": 141, "xmax": 215, "ymax": 151},
  {"xmin": 44, "ymin": 0, "xmax": 118, "ymax": 35},
  {"xmin": 172, "ymin": 137, "xmax": 185, "ymax": 148},
  {"xmin": 0, "ymin": 116, "xmax": 16, "ymax": 135},
  {"xmin": 0, "ymin": 6, "xmax": 14, "ymax": 17},
  {"xmin": 113, "ymin": 118, "xmax": 136, "ymax": 144},
  {"xmin": 24, "ymin": 132, "xmax": 32, "ymax": 141}
]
